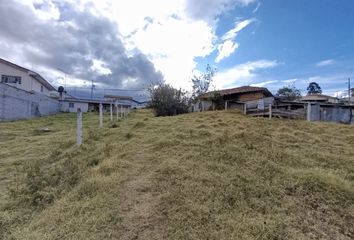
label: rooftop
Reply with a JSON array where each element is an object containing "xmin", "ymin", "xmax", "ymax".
[
  {"xmin": 301, "ymin": 94, "xmax": 339, "ymax": 101},
  {"xmin": 201, "ymin": 86, "xmax": 273, "ymax": 99}
]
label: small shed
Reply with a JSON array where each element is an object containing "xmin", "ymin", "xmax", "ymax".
[
  {"xmin": 193, "ymin": 86, "xmax": 273, "ymax": 112},
  {"xmin": 301, "ymin": 94, "xmax": 340, "ymax": 104}
]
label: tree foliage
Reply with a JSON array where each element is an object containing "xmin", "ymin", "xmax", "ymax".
[
  {"xmin": 307, "ymin": 82, "xmax": 322, "ymax": 94},
  {"xmin": 191, "ymin": 64, "xmax": 215, "ymax": 99},
  {"xmin": 149, "ymin": 83, "xmax": 189, "ymax": 117},
  {"xmin": 276, "ymin": 85, "xmax": 302, "ymax": 101}
]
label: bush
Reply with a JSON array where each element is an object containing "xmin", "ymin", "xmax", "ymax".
[{"xmin": 149, "ymin": 83, "xmax": 189, "ymax": 116}]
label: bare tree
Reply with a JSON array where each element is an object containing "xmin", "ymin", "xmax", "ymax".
[{"xmin": 191, "ymin": 64, "xmax": 216, "ymax": 99}]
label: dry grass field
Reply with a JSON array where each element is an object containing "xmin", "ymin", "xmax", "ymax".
[{"xmin": 0, "ymin": 109, "xmax": 354, "ymax": 239}]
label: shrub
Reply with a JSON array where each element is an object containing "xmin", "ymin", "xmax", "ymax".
[{"xmin": 149, "ymin": 83, "xmax": 189, "ymax": 116}]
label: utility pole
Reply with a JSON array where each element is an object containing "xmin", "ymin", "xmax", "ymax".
[
  {"xmin": 57, "ymin": 68, "xmax": 68, "ymax": 89},
  {"xmin": 90, "ymin": 79, "xmax": 95, "ymax": 99},
  {"xmin": 348, "ymin": 77, "xmax": 351, "ymax": 105}
]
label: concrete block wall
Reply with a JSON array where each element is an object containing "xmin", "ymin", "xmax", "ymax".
[{"xmin": 0, "ymin": 83, "xmax": 59, "ymax": 121}]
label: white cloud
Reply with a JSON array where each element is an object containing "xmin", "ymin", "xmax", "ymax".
[
  {"xmin": 126, "ymin": 16, "xmax": 215, "ymax": 89},
  {"xmin": 214, "ymin": 60, "xmax": 279, "ymax": 88},
  {"xmin": 281, "ymin": 78, "xmax": 298, "ymax": 83},
  {"xmin": 251, "ymin": 80, "xmax": 278, "ymax": 87},
  {"xmin": 221, "ymin": 18, "xmax": 255, "ymax": 41},
  {"xmin": 215, "ymin": 40, "xmax": 239, "ymax": 63},
  {"xmin": 88, "ymin": 0, "xmax": 259, "ymax": 89},
  {"xmin": 91, "ymin": 59, "xmax": 112, "ymax": 75},
  {"xmin": 215, "ymin": 18, "xmax": 255, "ymax": 62},
  {"xmin": 185, "ymin": 0, "xmax": 256, "ymax": 23},
  {"xmin": 7, "ymin": 0, "xmax": 259, "ymax": 91},
  {"xmin": 316, "ymin": 59, "xmax": 335, "ymax": 67},
  {"xmin": 83, "ymin": 1, "xmax": 217, "ymax": 90},
  {"xmin": 252, "ymin": 2, "xmax": 261, "ymax": 13}
]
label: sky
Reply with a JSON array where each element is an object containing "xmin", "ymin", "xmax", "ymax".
[{"xmin": 0, "ymin": 0, "xmax": 353, "ymax": 99}]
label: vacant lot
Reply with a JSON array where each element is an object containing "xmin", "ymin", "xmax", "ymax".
[{"xmin": 1, "ymin": 110, "xmax": 354, "ymax": 239}]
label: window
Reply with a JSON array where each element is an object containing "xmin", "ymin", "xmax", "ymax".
[
  {"xmin": 41, "ymin": 85, "xmax": 44, "ymax": 92},
  {"xmin": 1, "ymin": 75, "xmax": 21, "ymax": 84},
  {"xmin": 69, "ymin": 102, "xmax": 74, "ymax": 108}
]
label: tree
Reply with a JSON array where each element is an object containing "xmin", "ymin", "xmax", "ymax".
[
  {"xmin": 191, "ymin": 64, "xmax": 216, "ymax": 99},
  {"xmin": 276, "ymin": 85, "xmax": 302, "ymax": 101},
  {"xmin": 307, "ymin": 82, "xmax": 322, "ymax": 94},
  {"xmin": 149, "ymin": 83, "xmax": 189, "ymax": 117}
]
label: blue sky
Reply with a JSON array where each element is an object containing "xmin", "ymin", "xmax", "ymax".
[
  {"xmin": 1, "ymin": 0, "xmax": 353, "ymax": 99},
  {"xmin": 203, "ymin": 0, "xmax": 354, "ymax": 96}
]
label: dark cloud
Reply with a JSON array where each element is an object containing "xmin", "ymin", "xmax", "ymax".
[{"xmin": 0, "ymin": 0, "xmax": 163, "ymax": 93}]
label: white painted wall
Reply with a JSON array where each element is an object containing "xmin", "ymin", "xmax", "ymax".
[
  {"xmin": 0, "ymin": 61, "xmax": 51, "ymax": 96},
  {"xmin": 193, "ymin": 100, "xmax": 213, "ymax": 112},
  {"xmin": 60, "ymin": 101, "xmax": 89, "ymax": 113},
  {"xmin": 0, "ymin": 83, "xmax": 60, "ymax": 121}
]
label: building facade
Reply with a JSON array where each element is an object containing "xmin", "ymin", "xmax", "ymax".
[
  {"xmin": 193, "ymin": 86, "xmax": 274, "ymax": 112},
  {"xmin": 0, "ymin": 58, "xmax": 56, "ymax": 96}
]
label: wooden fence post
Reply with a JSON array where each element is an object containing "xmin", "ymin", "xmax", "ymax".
[
  {"xmin": 76, "ymin": 108, "xmax": 82, "ymax": 147},
  {"xmin": 225, "ymin": 101, "xmax": 228, "ymax": 110},
  {"xmin": 244, "ymin": 103, "xmax": 247, "ymax": 114},
  {"xmin": 99, "ymin": 103, "xmax": 103, "ymax": 128},
  {"xmin": 269, "ymin": 104, "xmax": 272, "ymax": 119}
]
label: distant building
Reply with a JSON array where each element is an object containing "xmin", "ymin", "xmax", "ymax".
[
  {"xmin": 301, "ymin": 94, "xmax": 340, "ymax": 104},
  {"xmin": 59, "ymin": 95, "xmax": 136, "ymax": 113},
  {"xmin": 0, "ymin": 58, "xmax": 56, "ymax": 96},
  {"xmin": 104, "ymin": 95, "xmax": 149, "ymax": 109},
  {"xmin": 194, "ymin": 86, "xmax": 274, "ymax": 112}
]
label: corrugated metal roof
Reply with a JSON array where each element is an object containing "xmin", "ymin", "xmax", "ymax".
[
  {"xmin": 301, "ymin": 94, "xmax": 339, "ymax": 101},
  {"xmin": 201, "ymin": 86, "xmax": 272, "ymax": 98},
  {"xmin": 104, "ymin": 95, "xmax": 133, "ymax": 100}
]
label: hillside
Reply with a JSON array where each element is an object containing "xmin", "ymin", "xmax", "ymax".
[{"xmin": 0, "ymin": 109, "xmax": 354, "ymax": 239}]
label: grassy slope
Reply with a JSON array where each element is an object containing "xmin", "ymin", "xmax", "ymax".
[{"xmin": 0, "ymin": 110, "xmax": 354, "ymax": 239}]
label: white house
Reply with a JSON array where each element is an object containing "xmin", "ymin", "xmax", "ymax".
[
  {"xmin": 0, "ymin": 58, "xmax": 56, "ymax": 95},
  {"xmin": 60, "ymin": 98, "xmax": 90, "ymax": 112},
  {"xmin": 60, "ymin": 95, "xmax": 134, "ymax": 113}
]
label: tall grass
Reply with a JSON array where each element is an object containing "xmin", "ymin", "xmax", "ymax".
[{"xmin": 0, "ymin": 109, "xmax": 353, "ymax": 239}]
